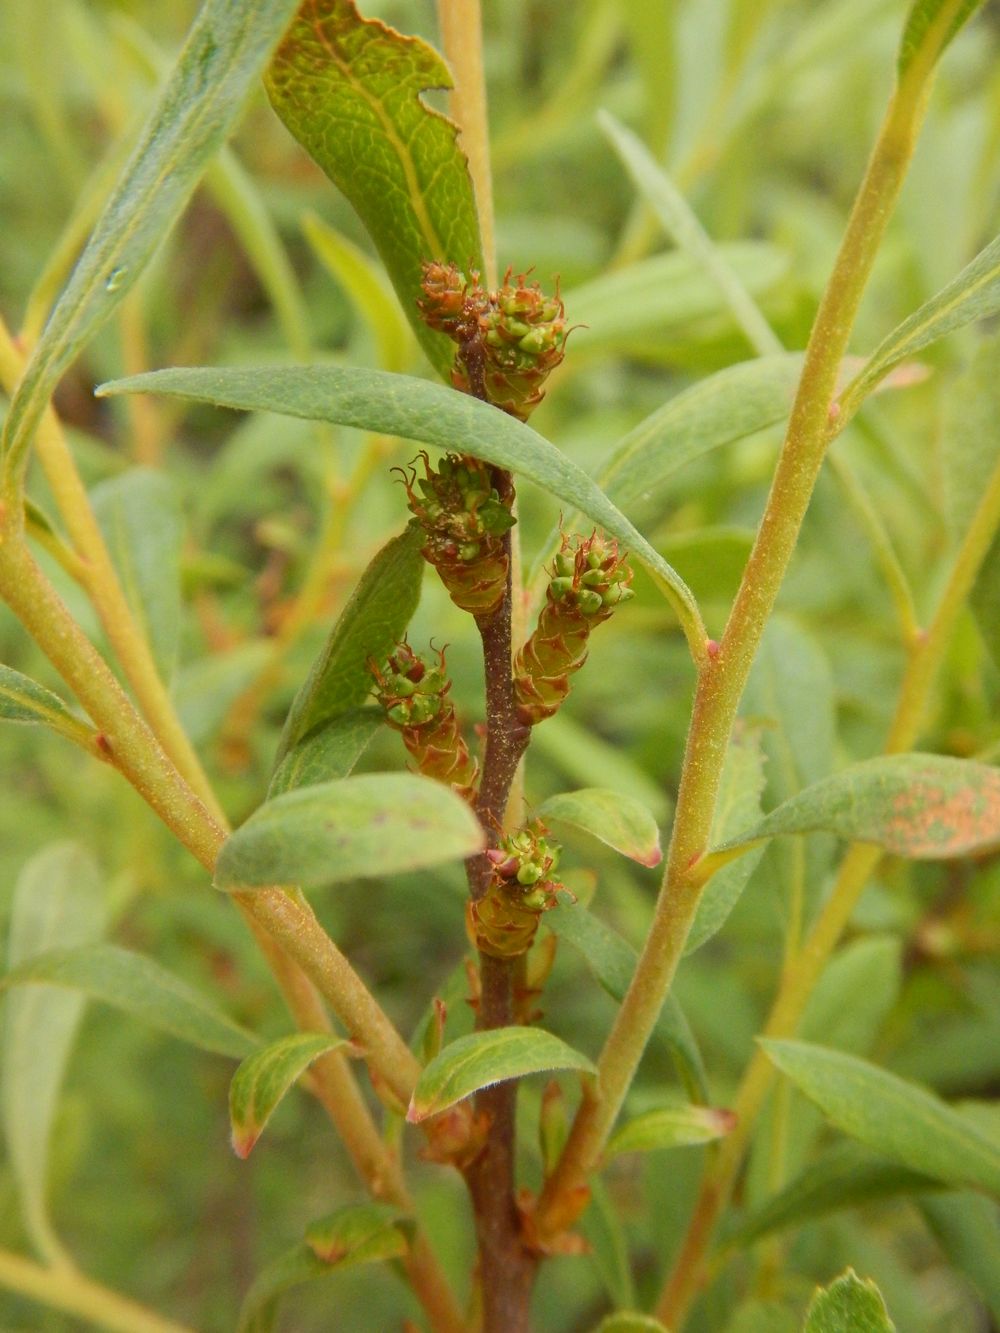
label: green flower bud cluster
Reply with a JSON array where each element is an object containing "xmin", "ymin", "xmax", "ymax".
[
  {"xmin": 418, "ymin": 261, "xmax": 569, "ymax": 422},
  {"xmin": 401, "ymin": 452, "xmax": 515, "ymax": 619},
  {"xmin": 371, "ymin": 642, "xmax": 478, "ymax": 802},
  {"xmin": 514, "ymin": 534, "xmax": 635, "ymax": 726},
  {"xmin": 468, "ymin": 821, "xmax": 564, "ymax": 958}
]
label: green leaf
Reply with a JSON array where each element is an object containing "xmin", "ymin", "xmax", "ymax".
[
  {"xmin": 599, "ymin": 110, "xmax": 781, "ymax": 358},
  {"xmin": 760, "ymin": 1040, "xmax": 1000, "ymax": 1198},
  {"xmin": 538, "ymin": 788, "xmax": 661, "ymax": 867},
  {"xmin": 602, "ymin": 355, "xmax": 802, "ymax": 523},
  {"xmin": 898, "ymin": 0, "xmax": 983, "ymax": 76},
  {"xmin": 1, "ymin": 844, "xmax": 106, "ymax": 1267},
  {"xmin": 302, "ymin": 212, "xmax": 413, "ymax": 373},
  {"xmin": 840, "ymin": 229, "xmax": 1000, "ymax": 418},
  {"xmin": 406, "ymin": 1027, "xmax": 595, "ymax": 1123},
  {"xmin": 686, "ymin": 725, "xmax": 767, "ymax": 954},
  {"xmin": 801, "ymin": 937, "xmax": 902, "ymax": 1055},
  {"xmin": 304, "ymin": 1201, "xmax": 410, "ymax": 1264},
  {"xmin": 1, "ymin": 0, "xmax": 302, "ymax": 477},
  {"xmin": 972, "ymin": 534, "xmax": 1000, "ymax": 667},
  {"xmin": 566, "ymin": 243, "xmax": 789, "ymax": 355},
  {"xmin": 97, "ymin": 366, "xmax": 706, "ymax": 651},
  {"xmin": 918, "ymin": 1193, "xmax": 1000, "ymax": 1322},
  {"xmin": 91, "ymin": 468, "xmax": 184, "ymax": 681},
  {"xmin": 728, "ymin": 1142, "xmax": 941, "ymax": 1250},
  {"xmin": 591, "ymin": 1317, "xmax": 670, "ymax": 1333},
  {"xmin": 215, "ymin": 772, "xmax": 484, "ymax": 891},
  {"xmin": 275, "ymin": 524, "xmax": 423, "ymax": 764},
  {"xmin": 269, "ymin": 708, "xmax": 383, "ymax": 797},
  {"xmin": 230, "ymin": 1033, "xmax": 347, "ymax": 1158},
  {"xmin": 546, "ymin": 903, "xmax": 707, "ymax": 1102},
  {"xmin": 714, "ymin": 753, "xmax": 1000, "ymax": 862},
  {"xmin": 745, "ymin": 618, "xmax": 835, "ymax": 795},
  {"xmin": 581, "ymin": 1177, "xmax": 636, "ymax": 1311},
  {"xmin": 1, "ymin": 944, "xmax": 257, "ymax": 1060},
  {"xmin": 942, "ymin": 336, "xmax": 1000, "ymax": 665},
  {"xmin": 802, "ymin": 1269, "xmax": 894, "ymax": 1333},
  {"xmin": 606, "ymin": 1100, "xmax": 737, "ymax": 1159},
  {"xmin": 265, "ymin": 0, "xmax": 482, "ymax": 380},
  {"xmin": 0, "ymin": 665, "xmax": 95, "ymax": 750},
  {"xmin": 942, "ymin": 337, "xmax": 1000, "ymax": 539},
  {"xmin": 237, "ymin": 1217, "xmax": 408, "ymax": 1333}
]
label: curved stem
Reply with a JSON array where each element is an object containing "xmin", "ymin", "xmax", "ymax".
[
  {"xmin": 0, "ymin": 318, "xmax": 224, "ymax": 825},
  {"xmin": 0, "ymin": 540, "xmax": 420, "ymax": 1103},
  {"xmin": 655, "ymin": 194, "xmax": 1000, "ymax": 1333},
  {"xmin": 0, "ymin": 1247, "xmax": 193, "ymax": 1333},
  {"xmin": 252, "ymin": 919, "xmax": 464, "ymax": 1333},
  {"xmin": 535, "ymin": 4, "xmax": 958, "ymax": 1239}
]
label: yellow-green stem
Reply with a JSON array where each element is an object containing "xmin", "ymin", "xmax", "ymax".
[
  {"xmin": 536, "ymin": 5, "xmax": 956, "ymax": 1238},
  {"xmin": 656, "ymin": 255, "xmax": 1000, "ymax": 1332},
  {"xmin": 0, "ymin": 1247, "xmax": 193, "ymax": 1333},
  {"xmin": 0, "ymin": 317, "xmax": 224, "ymax": 824},
  {"xmin": 249, "ymin": 917, "xmax": 464, "ymax": 1333},
  {"xmin": 0, "ymin": 539, "xmax": 421, "ymax": 1107}
]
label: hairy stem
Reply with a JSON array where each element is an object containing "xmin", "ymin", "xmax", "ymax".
[{"xmin": 535, "ymin": 5, "xmax": 956, "ymax": 1239}]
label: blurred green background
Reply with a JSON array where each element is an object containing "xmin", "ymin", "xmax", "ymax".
[{"xmin": 1, "ymin": 1, "xmax": 999, "ymax": 1328}]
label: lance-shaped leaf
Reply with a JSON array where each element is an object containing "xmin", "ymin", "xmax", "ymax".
[
  {"xmin": 599, "ymin": 110, "xmax": 781, "ymax": 358},
  {"xmin": 898, "ymin": 0, "xmax": 984, "ymax": 75},
  {"xmin": 727, "ymin": 1142, "xmax": 941, "ymax": 1251},
  {"xmin": 803, "ymin": 1269, "xmax": 894, "ymax": 1333},
  {"xmin": 546, "ymin": 903, "xmax": 707, "ymax": 1103},
  {"xmin": 840, "ymin": 228, "xmax": 1000, "ymax": 419},
  {"xmin": 91, "ymin": 468, "xmax": 184, "ymax": 682},
  {"xmin": 407, "ymin": 1027, "xmax": 595, "ymax": 1123},
  {"xmin": 601, "ymin": 354, "xmax": 803, "ymax": 522},
  {"xmin": 275, "ymin": 524, "xmax": 423, "ymax": 764},
  {"xmin": 708, "ymin": 753, "xmax": 1000, "ymax": 867},
  {"xmin": 1, "ymin": 0, "xmax": 302, "ymax": 479},
  {"xmin": 686, "ymin": 726, "xmax": 767, "ymax": 954},
  {"xmin": 761, "ymin": 1040, "xmax": 1000, "ymax": 1198},
  {"xmin": 215, "ymin": 772, "xmax": 484, "ymax": 890},
  {"xmin": 2, "ymin": 844, "xmax": 106, "ymax": 1268},
  {"xmin": 237, "ymin": 1216, "xmax": 409, "ymax": 1333},
  {"xmin": 605, "ymin": 1101, "xmax": 737, "ymax": 1160},
  {"xmin": 539, "ymin": 788, "xmax": 661, "ymax": 867},
  {"xmin": 919, "ymin": 1193, "xmax": 1000, "ymax": 1323},
  {"xmin": 230, "ymin": 1033, "xmax": 347, "ymax": 1158},
  {"xmin": 302, "ymin": 212, "xmax": 413, "ymax": 373},
  {"xmin": 269, "ymin": 707, "xmax": 383, "ymax": 796},
  {"xmin": 1, "ymin": 944, "xmax": 257, "ymax": 1060},
  {"xmin": 97, "ymin": 366, "xmax": 706, "ymax": 653},
  {"xmin": 265, "ymin": 0, "xmax": 483, "ymax": 380},
  {"xmin": 0, "ymin": 665, "xmax": 98, "ymax": 751},
  {"xmin": 304, "ymin": 1202, "xmax": 411, "ymax": 1264}
]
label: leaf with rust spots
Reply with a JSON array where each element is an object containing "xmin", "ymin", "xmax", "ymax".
[
  {"xmin": 709, "ymin": 753, "xmax": 1000, "ymax": 864},
  {"xmin": 265, "ymin": 0, "xmax": 483, "ymax": 379}
]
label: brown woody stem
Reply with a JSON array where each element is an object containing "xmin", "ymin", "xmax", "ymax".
[{"xmin": 461, "ymin": 500, "xmax": 536, "ymax": 1331}]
